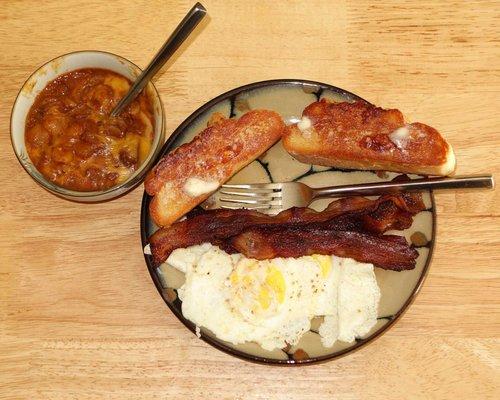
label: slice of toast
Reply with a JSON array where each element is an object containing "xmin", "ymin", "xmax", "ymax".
[
  {"xmin": 145, "ymin": 110, "xmax": 285, "ymax": 227},
  {"xmin": 282, "ymin": 100, "xmax": 456, "ymax": 176}
]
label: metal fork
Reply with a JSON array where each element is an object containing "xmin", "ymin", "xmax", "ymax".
[{"xmin": 201, "ymin": 175, "xmax": 494, "ymax": 214}]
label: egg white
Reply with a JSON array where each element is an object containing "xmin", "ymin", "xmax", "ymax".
[{"xmin": 167, "ymin": 244, "xmax": 380, "ymax": 351}]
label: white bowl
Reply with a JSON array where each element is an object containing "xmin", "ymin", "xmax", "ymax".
[{"xmin": 10, "ymin": 50, "xmax": 165, "ymax": 202}]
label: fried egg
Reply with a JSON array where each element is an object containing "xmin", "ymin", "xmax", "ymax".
[{"xmin": 167, "ymin": 244, "xmax": 380, "ymax": 351}]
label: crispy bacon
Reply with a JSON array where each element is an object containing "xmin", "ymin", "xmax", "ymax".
[
  {"xmin": 226, "ymin": 228, "xmax": 418, "ymax": 271},
  {"xmin": 148, "ymin": 192, "xmax": 425, "ymax": 268}
]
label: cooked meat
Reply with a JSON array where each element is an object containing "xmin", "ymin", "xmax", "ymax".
[
  {"xmin": 148, "ymin": 192, "xmax": 425, "ymax": 267},
  {"xmin": 227, "ymin": 228, "xmax": 418, "ymax": 271}
]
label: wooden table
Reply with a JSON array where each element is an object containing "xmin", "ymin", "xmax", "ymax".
[{"xmin": 1, "ymin": 1, "xmax": 498, "ymax": 398}]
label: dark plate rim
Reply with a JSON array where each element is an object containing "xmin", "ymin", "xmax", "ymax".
[{"xmin": 140, "ymin": 78, "xmax": 436, "ymax": 365}]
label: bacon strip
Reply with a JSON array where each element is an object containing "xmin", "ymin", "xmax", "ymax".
[
  {"xmin": 148, "ymin": 192, "xmax": 425, "ymax": 267},
  {"xmin": 226, "ymin": 228, "xmax": 418, "ymax": 271}
]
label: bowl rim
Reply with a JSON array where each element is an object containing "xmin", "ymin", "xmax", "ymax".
[
  {"xmin": 10, "ymin": 49, "xmax": 165, "ymax": 201},
  {"xmin": 140, "ymin": 78, "xmax": 436, "ymax": 366}
]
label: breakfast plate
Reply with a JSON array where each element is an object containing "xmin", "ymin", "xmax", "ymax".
[{"xmin": 140, "ymin": 79, "xmax": 435, "ymax": 365}]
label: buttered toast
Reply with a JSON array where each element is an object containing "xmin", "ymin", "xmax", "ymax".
[
  {"xmin": 145, "ymin": 110, "xmax": 285, "ymax": 227},
  {"xmin": 283, "ymin": 100, "xmax": 456, "ymax": 176}
]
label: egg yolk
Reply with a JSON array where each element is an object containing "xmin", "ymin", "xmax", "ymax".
[
  {"xmin": 265, "ymin": 265, "xmax": 286, "ymax": 304},
  {"xmin": 230, "ymin": 261, "xmax": 287, "ymax": 318},
  {"xmin": 230, "ymin": 272, "xmax": 239, "ymax": 285},
  {"xmin": 312, "ymin": 255, "xmax": 332, "ymax": 277},
  {"xmin": 258, "ymin": 288, "xmax": 271, "ymax": 309}
]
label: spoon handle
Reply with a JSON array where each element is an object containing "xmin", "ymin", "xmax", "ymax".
[{"xmin": 111, "ymin": 2, "xmax": 207, "ymax": 117}]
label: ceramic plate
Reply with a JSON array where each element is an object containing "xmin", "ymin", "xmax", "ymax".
[{"xmin": 140, "ymin": 79, "xmax": 435, "ymax": 365}]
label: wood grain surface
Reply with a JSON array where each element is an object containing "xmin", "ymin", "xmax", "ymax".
[{"xmin": 1, "ymin": 1, "xmax": 499, "ymax": 399}]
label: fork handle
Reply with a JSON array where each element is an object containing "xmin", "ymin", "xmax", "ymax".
[{"xmin": 312, "ymin": 175, "xmax": 494, "ymax": 199}]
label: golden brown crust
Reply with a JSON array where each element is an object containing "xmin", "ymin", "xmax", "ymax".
[
  {"xmin": 282, "ymin": 100, "xmax": 456, "ymax": 176},
  {"xmin": 145, "ymin": 110, "xmax": 285, "ymax": 227}
]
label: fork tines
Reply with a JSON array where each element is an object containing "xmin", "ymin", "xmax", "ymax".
[{"xmin": 218, "ymin": 183, "xmax": 283, "ymax": 210}]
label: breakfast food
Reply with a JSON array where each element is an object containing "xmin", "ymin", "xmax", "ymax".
[
  {"xmin": 140, "ymin": 90, "xmax": 446, "ymax": 358},
  {"xmin": 149, "ymin": 191, "xmax": 425, "ymax": 269},
  {"xmin": 282, "ymin": 100, "xmax": 456, "ymax": 176},
  {"xmin": 144, "ymin": 110, "xmax": 285, "ymax": 226},
  {"xmin": 166, "ymin": 244, "xmax": 380, "ymax": 350},
  {"xmin": 228, "ymin": 228, "xmax": 417, "ymax": 270},
  {"xmin": 25, "ymin": 68, "xmax": 154, "ymax": 191},
  {"xmin": 154, "ymin": 191, "xmax": 423, "ymax": 351}
]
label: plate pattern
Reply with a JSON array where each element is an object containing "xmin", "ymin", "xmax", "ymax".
[{"xmin": 141, "ymin": 80, "xmax": 435, "ymax": 365}]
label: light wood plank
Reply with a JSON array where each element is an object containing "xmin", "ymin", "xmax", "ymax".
[{"xmin": 1, "ymin": 1, "xmax": 499, "ymax": 399}]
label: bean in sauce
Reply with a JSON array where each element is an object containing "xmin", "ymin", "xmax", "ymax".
[{"xmin": 25, "ymin": 68, "xmax": 155, "ymax": 191}]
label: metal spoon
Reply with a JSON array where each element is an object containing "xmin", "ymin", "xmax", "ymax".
[{"xmin": 110, "ymin": 2, "xmax": 207, "ymax": 117}]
